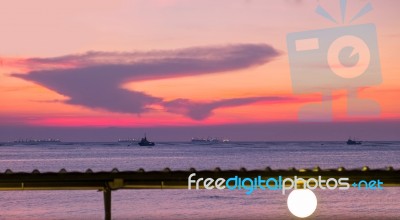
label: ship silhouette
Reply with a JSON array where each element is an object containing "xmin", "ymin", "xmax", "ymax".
[
  {"xmin": 138, "ymin": 134, "xmax": 155, "ymax": 146},
  {"xmin": 347, "ymin": 138, "xmax": 362, "ymax": 145}
]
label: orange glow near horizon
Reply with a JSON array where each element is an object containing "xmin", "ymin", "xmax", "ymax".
[{"xmin": 1, "ymin": 52, "xmax": 400, "ymax": 127}]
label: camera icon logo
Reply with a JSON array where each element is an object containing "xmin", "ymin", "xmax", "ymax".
[{"xmin": 287, "ymin": 2, "xmax": 382, "ymax": 121}]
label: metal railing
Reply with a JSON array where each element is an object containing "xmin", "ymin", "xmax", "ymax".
[{"xmin": 1, "ymin": 166, "xmax": 399, "ymax": 220}]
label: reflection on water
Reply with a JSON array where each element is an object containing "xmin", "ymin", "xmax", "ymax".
[{"xmin": 0, "ymin": 188, "xmax": 399, "ymax": 219}]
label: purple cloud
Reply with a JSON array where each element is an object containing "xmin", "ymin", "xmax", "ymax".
[
  {"xmin": 13, "ymin": 44, "xmax": 282, "ymax": 120},
  {"xmin": 163, "ymin": 97, "xmax": 294, "ymax": 120}
]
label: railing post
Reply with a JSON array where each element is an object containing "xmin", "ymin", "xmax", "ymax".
[{"xmin": 103, "ymin": 188, "xmax": 112, "ymax": 220}]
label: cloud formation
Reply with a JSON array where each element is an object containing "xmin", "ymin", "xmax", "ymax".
[
  {"xmin": 163, "ymin": 96, "xmax": 295, "ymax": 120},
  {"xmin": 13, "ymin": 44, "xmax": 281, "ymax": 120}
]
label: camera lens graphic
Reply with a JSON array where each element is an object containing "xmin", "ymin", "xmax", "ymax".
[{"xmin": 327, "ymin": 35, "xmax": 371, "ymax": 79}]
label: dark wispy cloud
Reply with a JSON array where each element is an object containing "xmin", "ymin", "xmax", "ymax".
[
  {"xmin": 13, "ymin": 44, "xmax": 282, "ymax": 120},
  {"xmin": 163, "ymin": 96, "xmax": 294, "ymax": 120}
]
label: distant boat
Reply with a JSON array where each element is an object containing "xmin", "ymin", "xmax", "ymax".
[
  {"xmin": 117, "ymin": 138, "xmax": 137, "ymax": 143},
  {"xmin": 138, "ymin": 134, "xmax": 155, "ymax": 146},
  {"xmin": 191, "ymin": 138, "xmax": 209, "ymax": 143},
  {"xmin": 347, "ymin": 138, "xmax": 362, "ymax": 145},
  {"xmin": 14, "ymin": 139, "xmax": 61, "ymax": 144},
  {"xmin": 191, "ymin": 137, "xmax": 229, "ymax": 144}
]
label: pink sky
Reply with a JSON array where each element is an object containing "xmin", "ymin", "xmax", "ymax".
[{"xmin": 0, "ymin": 0, "xmax": 399, "ymax": 140}]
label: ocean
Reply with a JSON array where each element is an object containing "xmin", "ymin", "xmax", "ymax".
[{"xmin": 0, "ymin": 141, "xmax": 399, "ymax": 219}]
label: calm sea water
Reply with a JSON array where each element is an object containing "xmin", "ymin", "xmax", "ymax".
[{"xmin": 0, "ymin": 141, "xmax": 399, "ymax": 219}]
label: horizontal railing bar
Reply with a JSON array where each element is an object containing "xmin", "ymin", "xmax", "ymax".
[{"xmin": 0, "ymin": 168, "xmax": 398, "ymax": 190}]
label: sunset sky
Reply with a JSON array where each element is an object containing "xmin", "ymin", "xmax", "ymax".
[{"xmin": 1, "ymin": 0, "xmax": 399, "ymax": 141}]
